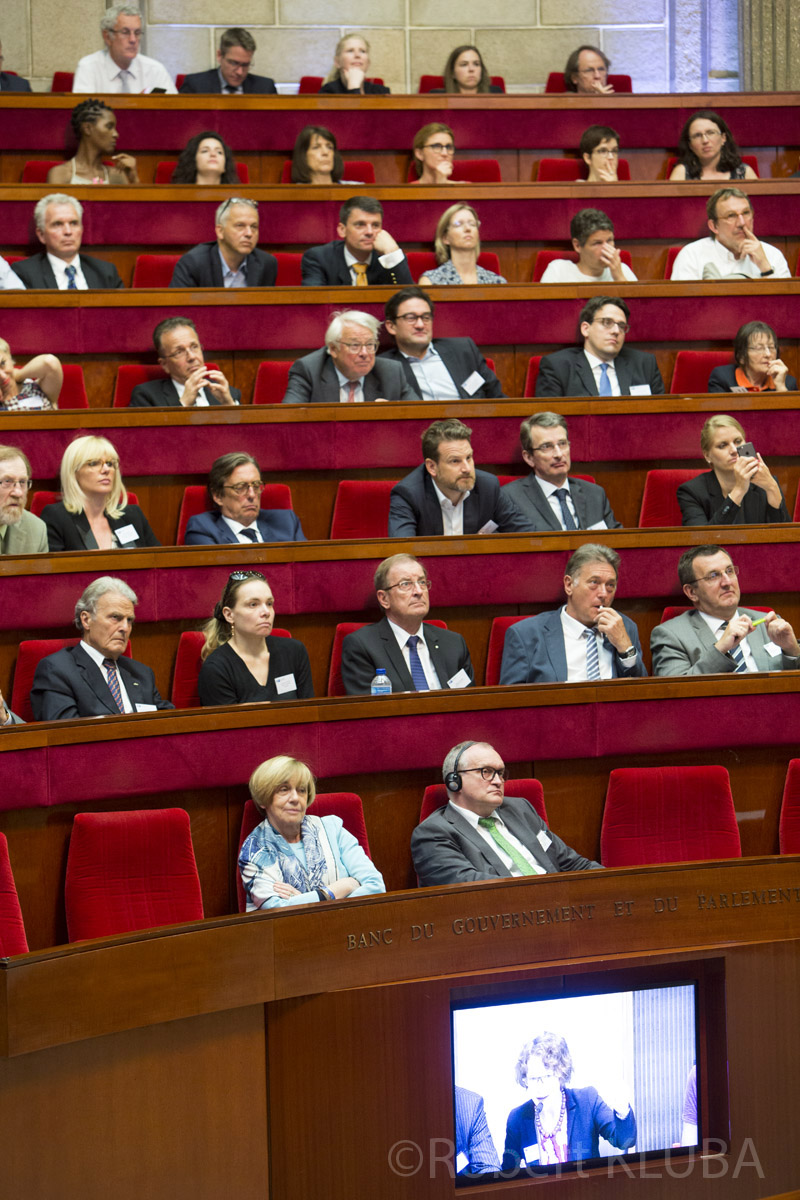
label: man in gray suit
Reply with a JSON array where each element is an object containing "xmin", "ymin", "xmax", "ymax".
[
  {"xmin": 504, "ymin": 412, "xmax": 621, "ymax": 531},
  {"xmin": 340, "ymin": 553, "xmax": 474, "ymax": 694},
  {"xmin": 411, "ymin": 740, "xmax": 600, "ymax": 886},
  {"xmin": 282, "ymin": 311, "xmax": 417, "ymax": 404},
  {"xmin": 651, "ymin": 545, "xmax": 800, "ymax": 676},
  {"xmin": 0, "ymin": 445, "xmax": 48, "ymax": 555}
]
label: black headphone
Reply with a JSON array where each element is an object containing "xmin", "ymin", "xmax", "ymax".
[{"xmin": 444, "ymin": 741, "xmax": 478, "ymax": 793}]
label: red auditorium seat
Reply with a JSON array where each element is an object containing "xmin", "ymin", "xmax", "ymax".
[
  {"xmin": 664, "ymin": 246, "xmax": 682, "ymax": 279},
  {"xmin": 638, "ymin": 469, "xmax": 703, "ymax": 527},
  {"xmin": 327, "ymin": 619, "xmax": 447, "ymax": 697},
  {"xmin": 31, "ymin": 489, "xmax": 138, "ymax": 518},
  {"xmin": 50, "ymin": 71, "xmax": 74, "ymax": 92},
  {"xmin": 329, "ymin": 480, "xmax": 398, "ymax": 539},
  {"xmin": 523, "ymin": 355, "xmax": 542, "ymax": 397},
  {"xmin": 419, "ymin": 779, "xmax": 547, "ymax": 824},
  {"xmin": 171, "ymin": 627, "xmax": 292, "ymax": 709},
  {"xmin": 274, "ymin": 252, "xmax": 303, "ymax": 285},
  {"xmin": 154, "ymin": 160, "xmax": 249, "ymax": 184},
  {"xmin": 58, "ymin": 363, "xmax": 89, "ymax": 409},
  {"xmin": 175, "ymin": 74, "xmax": 185, "ymax": 89},
  {"xmin": 21, "ymin": 161, "xmax": 59, "ymax": 182},
  {"xmin": 252, "ymin": 361, "xmax": 293, "ymax": 404},
  {"xmin": 666, "ymin": 155, "xmax": 758, "ymax": 178},
  {"xmin": 279, "ymin": 160, "xmax": 376, "ymax": 184},
  {"xmin": 132, "ymin": 254, "xmax": 181, "ymax": 287},
  {"xmin": 670, "ymin": 350, "xmax": 731, "ymax": 393},
  {"xmin": 176, "ymin": 483, "xmax": 293, "ymax": 544},
  {"xmin": 406, "ymin": 251, "xmax": 502, "ymax": 281},
  {"xmin": 236, "ymin": 792, "xmax": 373, "ymax": 910},
  {"xmin": 298, "ymin": 76, "xmax": 383, "ymax": 92},
  {"xmin": 0, "ymin": 833, "xmax": 29, "ymax": 956},
  {"xmin": 11, "ymin": 638, "xmax": 133, "ymax": 724},
  {"xmin": 600, "ymin": 765, "xmax": 741, "ymax": 867},
  {"xmin": 545, "ymin": 72, "xmax": 632, "ymax": 93},
  {"xmin": 113, "ymin": 364, "xmax": 165, "ymax": 407},
  {"xmin": 531, "ymin": 248, "xmax": 633, "ymax": 281},
  {"xmin": 779, "ymin": 760, "xmax": 800, "ymax": 853},
  {"xmin": 534, "ymin": 158, "xmax": 631, "ymax": 182},
  {"xmin": 484, "ymin": 615, "xmax": 529, "ymax": 687},
  {"xmin": 405, "ymin": 159, "xmax": 502, "ymax": 183},
  {"xmin": 417, "ymin": 74, "xmax": 505, "ymax": 92},
  {"xmin": 64, "ymin": 808, "xmax": 204, "ymax": 940}
]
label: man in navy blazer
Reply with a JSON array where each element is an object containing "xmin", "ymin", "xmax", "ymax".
[
  {"xmin": 388, "ymin": 418, "xmax": 531, "ymax": 538},
  {"xmin": 130, "ymin": 317, "xmax": 241, "ymax": 408},
  {"xmin": 455, "ymin": 1087, "xmax": 500, "ymax": 1175},
  {"xmin": 411, "ymin": 740, "xmax": 600, "ymax": 887},
  {"xmin": 302, "ymin": 196, "xmax": 413, "ymax": 287},
  {"xmin": 179, "ymin": 28, "xmax": 277, "ymax": 94},
  {"xmin": 536, "ymin": 296, "xmax": 664, "ymax": 398},
  {"xmin": 380, "ymin": 286, "xmax": 505, "ymax": 400},
  {"xmin": 340, "ymin": 553, "xmax": 474, "ymax": 694},
  {"xmin": 282, "ymin": 311, "xmax": 417, "ymax": 405},
  {"xmin": 499, "ymin": 543, "xmax": 646, "ymax": 685},
  {"xmin": 31, "ymin": 577, "xmax": 173, "ymax": 721},
  {"xmin": 503, "ymin": 411, "xmax": 621, "ymax": 531},
  {"xmin": 184, "ymin": 451, "xmax": 305, "ymax": 546},
  {"xmin": 13, "ymin": 194, "xmax": 123, "ymax": 290},
  {"xmin": 170, "ymin": 198, "xmax": 277, "ymax": 288}
]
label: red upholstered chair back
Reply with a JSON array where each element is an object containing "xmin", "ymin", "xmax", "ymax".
[
  {"xmin": 793, "ymin": 490, "xmax": 800, "ymax": 521},
  {"xmin": 419, "ymin": 779, "xmax": 547, "ymax": 824},
  {"xmin": 532, "ymin": 248, "xmax": 633, "ymax": 281},
  {"xmin": 175, "ymin": 74, "xmax": 185, "ymax": 89},
  {"xmin": 405, "ymin": 159, "xmax": 501, "ymax": 183},
  {"xmin": 253, "ymin": 360, "xmax": 293, "ymax": 404},
  {"xmin": 171, "ymin": 627, "xmax": 292, "ymax": 709},
  {"xmin": 664, "ymin": 246, "xmax": 682, "ymax": 279},
  {"xmin": 154, "ymin": 160, "xmax": 249, "ymax": 184},
  {"xmin": 176, "ymin": 483, "xmax": 293, "ymax": 544},
  {"xmin": 21, "ymin": 160, "xmax": 59, "ymax": 182},
  {"xmin": 58, "ymin": 363, "xmax": 89, "ymax": 409},
  {"xmin": 670, "ymin": 350, "xmax": 731, "ymax": 393},
  {"xmin": 329, "ymin": 479, "xmax": 398, "ymax": 539},
  {"xmin": 535, "ymin": 158, "xmax": 631, "ymax": 183},
  {"xmin": 485, "ymin": 614, "xmax": 530, "ymax": 687},
  {"xmin": 666, "ymin": 155, "xmax": 758, "ymax": 178},
  {"xmin": 273, "ymin": 252, "xmax": 303, "ymax": 285},
  {"xmin": 31, "ymin": 489, "xmax": 138, "ymax": 517},
  {"xmin": 279, "ymin": 160, "xmax": 376, "ymax": 184},
  {"xmin": 779, "ymin": 760, "xmax": 800, "ymax": 853},
  {"xmin": 236, "ymin": 792, "xmax": 371, "ymax": 910},
  {"xmin": 12, "ymin": 638, "xmax": 133, "ymax": 723},
  {"xmin": 64, "ymin": 808, "xmax": 204, "ymax": 941},
  {"xmin": 600, "ymin": 765, "xmax": 741, "ymax": 867},
  {"xmin": 545, "ymin": 72, "xmax": 632, "ymax": 93},
  {"xmin": 418, "ymin": 75, "xmax": 505, "ymax": 92},
  {"xmin": 407, "ymin": 251, "xmax": 501, "ymax": 279},
  {"xmin": 50, "ymin": 71, "xmax": 74, "ymax": 92},
  {"xmin": 113, "ymin": 364, "xmax": 165, "ymax": 407},
  {"xmin": 132, "ymin": 254, "xmax": 181, "ymax": 287},
  {"xmin": 523, "ymin": 355, "xmax": 542, "ymax": 396},
  {"xmin": 638, "ymin": 469, "xmax": 702, "ymax": 527},
  {"xmin": 0, "ymin": 833, "xmax": 29, "ymax": 956},
  {"xmin": 327, "ymin": 619, "xmax": 447, "ymax": 696}
]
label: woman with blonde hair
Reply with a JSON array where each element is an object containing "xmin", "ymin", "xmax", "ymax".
[
  {"xmin": 419, "ymin": 203, "xmax": 506, "ymax": 286},
  {"xmin": 0, "ymin": 337, "xmax": 63, "ymax": 411},
  {"xmin": 198, "ymin": 570, "xmax": 313, "ymax": 706},
  {"xmin": 239, "ymin": 754, "xmax": 385, "ymax": 910},
  {"xmin": 677, "ymin": 413, "xmax": 789, "ymax": 526},
  {"xmin": 411, "ymin": 123, "xmax": 458, "ymax": 186},
  {"xmin": 319, "ymin": 33, "xmax": 390, "ymax": 94},
  {"xmin": 41, "ymin": 434, "xmax": 159, "ymax": 551}
]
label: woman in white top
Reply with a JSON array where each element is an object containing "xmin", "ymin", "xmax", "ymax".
[{"xmin": 47, "ymin": 99, "xmax": 138, "ymax": 186}]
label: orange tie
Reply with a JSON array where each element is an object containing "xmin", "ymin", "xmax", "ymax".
[{"xmin": 353, "ymin": 262, "xmax": 369, "ymax": 287}]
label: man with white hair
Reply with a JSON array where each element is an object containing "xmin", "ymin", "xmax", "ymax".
[
  {"xmin": 170, "ymin": 198, "xmax": 277, "ymax": 288},
  {"xmin": 73, "ymin": 4, "xmax": 176, "ymax": 94},
  {"xmin": 31, "ymin": 577, "xmax": 174, "ymax": 721},
  {"xmin": 281, "ymin": 311, "xmax": 417, "ymax": 404},
  {"xmin": 13, "ymin": 194, "xmax": 123, "ymax": 290}
]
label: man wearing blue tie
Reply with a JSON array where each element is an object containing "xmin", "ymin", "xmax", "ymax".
[
  {"xmin": 499, "ymin": 543, "xmax": 646, "ymax": 685},
  {"xmin": 535, "ymin": 296, "xmax": 664, "ymax": 399}
]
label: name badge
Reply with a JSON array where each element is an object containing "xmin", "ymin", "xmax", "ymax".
[
  {"xmin": 629, "ymin": 384, "xmax": 652, "ymax": 396},
  {"xmin": 275, "ymin": 673, "xmax": 297, "ymax": 694},
  {"xmin": 587, "ymin": 519, "xmax": 608, "ymax": 531},
  {"xmin": 477, "ymin": 519, "xmax": 499, "ymax": 534},
  {"xmin": 764, "ymin": 642, "xmax": 781, "ymax": 657},
  {"xmin": 115, "ymin": 524, "xmax": 138, "ymax": 545},
  {"xmin": 523, "ymin": 1144, "xmax": 540, "ymax": 1165},
  {"xmin": 537, "ymin": 830, "xmax": 552, "ymax": 851},
  {"xmin": 447, "ymin": 669, "xmax": 471, "ymax": 690},
  {"xmin": 135, "ymin": 702, "xmax": 157, "ymax": 712},
  {"xmin": 20, "ymin": 394, "xmax": 45, "ymax": 409},
  {"xmin": 456, "ymin": 1152, "xmax": 469, "ymax": 1174},
  {"xmin": 461, "ymin": 370, "xmax": 485, "ymax": 396}
]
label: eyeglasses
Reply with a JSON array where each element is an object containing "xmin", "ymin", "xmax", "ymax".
[
  {"xmin": 533, "ymin": 439, "xmax": 569, "ymax": 455},
  {"xmin": 715, "ymin": 208, "xmax": 751, "ymax": 224},
  {"xmin": 689, "ymin": 128, "xmax": 722, "ymax": 142},
  {"xmin": 593, "ymin": 147, "xmax": 620, "ymax": 158},
  {"xmin": 383, "ymin": 578, "xmax": 432, "ymax": 593},
  {"xmin": 527, "ymin": 1074, "xmax": 558, "ymax": 1086},
  {"xmin": 593, "ymin": 318, "xmax": 629, "ymax": 333},
  {"xmin": 221, "ymin": 56, "xmax": 252, "ymax": 72},
  {"xmin": 112, "ymin": 26, "xmax": 142, "ymax": 38},
  {"xmin": 461, "ymin": 765, "xmax": 509, "ymax": 782},
  {"xmin": 424, "ymin": 143, "xmax": 455, "ymax": 154},
  {"xmin": 394, "ymin": 312, "xmax": 433, "ymax": 325},
  {"xmin": 83, "ymin": 458, "xmax": 119, "ymax": 470},
  {"xmin": 748, "ymin": 343, "xmax": 776, "ymax": 355},
  {"xmin": 223, "ymin": 479, "xmax": 263, "ymax": 495},
  {"xmin": 692, "ymin": 564, "xmax": 739, "ymax": 584},
  {"xmin": 161, "ymin": 341, "xmax": 202, "ymax": 361},
  {"xmin": 339, "ymin": 341, "xmax": 378, "ymax": 353},
  {"xmin": 229, "ymin": 570, "xmax": 266, "ymax": 582},
  {"xmin": 0, "ymin": 476, "xmax": 31, "ymax": 491}
]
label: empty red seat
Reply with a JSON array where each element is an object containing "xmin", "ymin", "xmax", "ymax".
[
  {"xmin": 50, "ymin": 71, "xmax": 74, "ymax": 92},
  {"xmin": 171, "ymin": 627, "xmax": 292, "ymax": 709},
  {"xmin": 274, "ymin": 252, "xmax": 303, "ymax": 285},
  {"xmin": 329, "ymin": 480, "xmax": 398, "ymax": 539},
  {"xmin": 532, "ymin": 248, "xmax": 633, "ymax": 281},
  {"xmin": 485, "ymin": 615, "xmax": 530, "ymax": 687},
  {"xmin": 12, "ymin": 637, "xmax": 132, "ymax": 723},
  {"xmin": 21, "ymin": 160, "xmax": 59, "ymax": 182},
  {"xmin": 252, "ymin": 361, "xmax": 293, "ymax": 404},
  {"xmin": 638, "ymin": 469, "xmax": 703, "ymax": 527},
  {"xmin": 535, "ymin": 158, "xmax": 631, "ymax": 183},
  {"xmin": 670, "ymin": 350, "xmax": 730, "ymax": 393},
  {"xmin": 176, "ymin": 483, "xmax": 293, "ymax": 544},
  {"xmin": 0, "ymin": 833, "xmax": 29, "ymax": 956},
  {"xmin": 154, "ymin": 160, "xmax": 249, "ymax": 184},
  {"xmin": 545, "ymin": 72, "xmax": 632, "ymax": 93},
  {"xmin": 58, "ymin": 363, "xmax": 89, "ymax": 409},
  {"xmin": 419, "ymin": 779, "xmax": 547, "ymax": 824},
  {"xmin": 523, "ymin": 355, "xmax": 542, "ymax": 397},
  {"xmin": 132, "ymin": 254, "xmax": 181, "ymax": 287}
]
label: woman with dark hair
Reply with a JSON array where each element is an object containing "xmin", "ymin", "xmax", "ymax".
[
  {"xmin": 170, "ymin": 131, "xmax": 239, "ymax": 185},
  {"xmin": 669, "ymin": 110, "xmax": 757, "ymax": 182},
  {"xmin": 46, "ymin": 98, "xmax": 138, "ymax": 186},
  {"xmin": 198, "ymin": 570, "xmax": 313, "ymax": 707},
  {"xmin": 503, "ymin": 1032, "xmax": 636, "ymax": 1170},
  {"xmin": 430, "ymin": 45, "xmax": 502, "ymax": 94},
  {"xmin": 290, "ymin": 126, "xmax": 344, "ymax": 184},
  {"xmin": 411, "ymin": 123, "xmax": 457, "ymax": 185},
  {"xmin": 419, "ymin": 203, "xmax": 506, "ymax": 285},
  {"xmin": 677, "ymin": 413, "xmax": 789, "ymax": 526},
  {"xmin": 708, "ymin": 321, "xmax": 797, "ymax": 393},
  {"xmin": 579, "ymin": 125, "xmax": 621, "ymax": 184},
  {"xmin": 319, "ymin": 33, "xmax": 390, "ymax": 94}
]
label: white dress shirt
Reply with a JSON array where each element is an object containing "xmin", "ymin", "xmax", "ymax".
[
  {"xmin": 343, "ymin": 244, "xmax": 405, "ymax": 285},
  {"xmin": 79, "ymin": 640, "xmax": 133, "ymax": 712},
  {"xmin": 386, "ymin": 618, "xmax": 442, "ymax": 689},
  {"xmin": 561, "ymin": 606, "xmax": 616, "ymax": 681},
  {"xmin": 47, "ymin": 253, "xmax": 87, "ymax": 290},
  {"xmin": 0, "ymin": 256, "xmax": 24, "ymax": 290},
  {"xmin": 699, "ymin": 609, "xmax": 758, "ymax": 671},
  {"xmin": 540, "ymin": 259, "xmax": 638, "ymax": 284},
  {"xmin": 220, "ymin": 514, "xmax": 263, "ymax": 543},
  {"xmin": 583, "ymin": 349, "xmax": 621, "ymax": 396},
  {"xmin": 431, "ymin": 479, "xmax": 469, "ymax": 535},
  {"xmin": 73, "ymin": 49, "xmax": 177, "ymax": 94},
  {"xmin": 333, "ymin": 366, "xmax": 365, "ymax": 403},
  {"xmin": 671, "ymin": 236, "xmax": 790, "ymax": 282},
  {"xmin": 218, "ymin": 245, "xmax": 248, "ymax": 288},
  {"xmin": 400, "ymin": 344, "xmax": 459, "ymax": 401},
  {"xmin": 449, "ymin": 802, "xmax": 546, "ymax": 875},
  {"xmin": 536, "ymin": 475, "xmax": 578, "ymax": 529}
]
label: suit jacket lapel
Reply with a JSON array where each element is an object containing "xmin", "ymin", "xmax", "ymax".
[
  {"xmin": 38, "ymin": 255, "xmax": 57, "ymax": 288},
  {"xmin": 423, "ymin": 624, "xmax": 452, "ymax": 688},
  {"xmin": 569, "ymin": 478, "xmax": 591, "ymax": 529},
  {"xmin": 422, "ymin": 472, "xmax": 445, "ymax": 534},
  {"xmin": 73, "ymin": 645, "xmax": 118, "ymax": 715},
  {"xmin": 334, "ymin": 243, "xmax": 353, "ymax": 286},
  {"xmin": 574, "ymin": 350, "xmax": 598, "ymax": 397},
  {"xmin": 544, "ymin": 609, "xmax": 569, "ymax": 680},
  {"xmin": 445, "ymin": 805, "xmax": 512, "ymax": 877},
  {"xmin": 614, "ymin": 350, "xmax": 632, "ymax": 395},
  {"xmin": 501, "ymin": 800, "xmax": 554, "ymax": 872},
  {"xmin": 117, "ymin": 657, "xmax": 143, "ymax": 707},
  {"xmin": 525, "ymin": 476, "xmax": 560, "ymax": 531},
  {"xmin": 321, "ymin": 356, "xmax": 343, "ymax": 404},
  {"xmin": 71, "ymin": 510, "xmax": 95, "ymax": 551}
]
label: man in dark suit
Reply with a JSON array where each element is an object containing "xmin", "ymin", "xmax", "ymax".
[
  {"xmin": 388, "ymin": 418, "xmax": 531, "ymax": 538},
  {"xmin": 302, "ymin": 195, "xmax": 414, "ymax": 287},
  {"xmin": 170, "ymin": 198, "xmax": 277, "ymax": 288},
  {"xmin": 455, "ymin": 1087, "xmax": 500, "ymax": 1176},
  {"xmin": 31, "ymin": 577, "xmax": 174, "ymax": 721},
  {"xmin": 282, "ymin": 311, "xmax": 417, "ymax": 405},
  {"xmin": 536, "ymin": 296, "xmax": 664, "ymax": 398},
  {"xmin": 499, "ymin": 543, "xmax": 646, "ymax": 685},
  {"xmin": 411, "ymin": 740, "xmax": 600, "ymax": 886},
  {"xmin": 341, "ymin": 553, "xmax": 474, "ymax": 694},
  {"xmin": 650, "ymin": 545, "xmax": 800, "ymax": 676},
  {"xmin": 504, "ymin": 411, "xmax": 621, "ymax": 531},
  {"xmin": 130, "ymin": 317, "xmax": 240, "ymax": 408},
  {"xmin": 13, "ymin": 194, "xmax": 123, "ymax": 290},
  {"xmin": 380, "ymin": 286, "xmax": 505, "ymax": 400},
  {"xmin": 0, "ymin": 41, "xmax": 32, "ymax": 90},
  {"xmin": 179, "ymin": 28, "xmax": 277, "ymax": 94},
  {"xmin": 184, "ymin": 451, "xmax": 305, "ymax": 545}
]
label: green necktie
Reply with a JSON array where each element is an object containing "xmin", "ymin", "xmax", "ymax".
[{"xmin": 478, "ymin": 816, "xmax": 537, "ymax": 876}]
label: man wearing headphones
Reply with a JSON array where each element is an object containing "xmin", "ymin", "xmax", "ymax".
[{"xmin": 411, "ymin": 741, "xmax": 600, "ymax": 887}]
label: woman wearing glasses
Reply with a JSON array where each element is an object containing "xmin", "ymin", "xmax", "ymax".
[
  {"xmin": 578, "ymin": 125, "xmax": 622, "ymax": 184},
  {"xmin": 668, "ymin": 110, "xmax": 757, "ymax": 182},
  {"xmin": 677, "ymin": 414, "xmax": 789, "ymax": 526},
  {"xmin": 0, "ymin": 337, "xmax": 63, "ymax": 411},
  {"xmin": 411, "ymin": 123, "xmax": 458, "ymax": 186},
  {"xmin": 198, "ymin": 572, "xmax": 313, "ymax": 707},
  {"xmin": 42, "ymin": 434, "xmax": 159, "ymax": 551},
  {"xmin": 419, "ymin": 204, "xmax": 506, "ymax": 286},
  {"xmin": 707, "ymin": 320, "xmax": 797, "ymax": 394}
]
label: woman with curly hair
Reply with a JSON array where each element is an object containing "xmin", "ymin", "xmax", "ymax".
[
  {"xmin": 170, "ymin": 131, "xmax": 240, "ymax": 185},
  {"xmin": 669, "ymin": 110, "xmax": 757, "ymax": 182},
  {"xmin": 47, "ymin": 98, "xmax": 138, "ymax": 185}
]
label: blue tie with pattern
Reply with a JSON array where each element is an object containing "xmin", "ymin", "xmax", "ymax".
[
  {"xmin": 103, "ymin": 658, "xmax": 126, "ymax": 713},
  {"xmin": 65, "ymin": 265, "xmax": 78, "ymax": 290},
  {"xmin": 598, "ymin": 362, "xmax": 612, "ymax": 395},
  {"xmin": 584, "ymin": 628, "xmax": 602, "ymax": 680},
  {"xmin": 554, "ymin": 487, "xmax": 577, "ymax": 530},
  {"xmin": 406, "ymin": 635, "xmax": 429, "ymax": 691}
]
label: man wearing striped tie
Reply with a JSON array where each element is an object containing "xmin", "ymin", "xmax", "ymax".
[
  {"xmin": 499, "ymin": 544, "xmax": 646, "ymax": 686},
  {"xmin": 411, "ymin": 740, "xmax": 601, "ymax": 886},
  {"xmin": 650, "ymin": 545, "xmax": 800, "ymax": 676}
]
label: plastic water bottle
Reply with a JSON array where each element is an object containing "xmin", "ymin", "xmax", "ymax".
[{"xmin": 370, "ymin": 668, "xmax": 392, "ymax": 696}]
